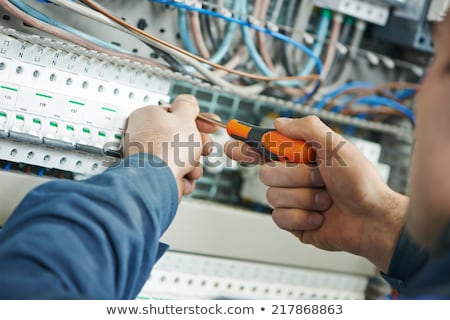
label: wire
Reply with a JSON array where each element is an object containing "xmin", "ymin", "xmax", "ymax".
[
  {"xmin": 281, "ymin": 0, "xmax": 298, "ymax": 76},
  {"xmin": 82, "ymin": 0, "xmax": 321, "ymax": 88},
  {"xmin": 315, "ymin": 82, "xmax": 375, "ymax": 110},
  {"xmin": 319, "ymin": 20, "xmax": 366, "ymax": 95},
  {"xmin": 300, "ymin": 9, "xmax": 331, "ymax": 77},
  {"xmin": 270, "ymin": 0, "xmax": 284, "ymax": 24},
  {"xmin": 48, "ymin": 0, "xmax": 179, "ymax": 70},
  {"xmin": 353, "ymin": 96, "xmax": 416, "ymax": 125},
  {"xmin": 320, "ymin": 14, "xmax": 343, "ymax": 82},
  {"xmin": 9, "ymin": 0, "xmax": 127, "ymax": 53},
  {"xmin": 208, "ymin": 0, "xmax": 241, "ymax": 64},
  {"xmin": 3, "ymin": 162, "xmax": 12, "ymax": 171},
  {"xmin": 256, "ymin": 0, "xmax": 275, "ymax": 71},
  {"xmin": 290, "ymin": 0, "xmax": 315, "ymax": 70},
  {"xmin": 0, "ymin": 0, "xmax": 166, "ymax": 69},
  {"xmin": 233, "ymin": 0, "xmax": 322, "ymax": 101},
  {"xmin": 178, "ymin": 8, "xmax": 198, "ymax": 54},
  {"xmin": 190, "ymin": 10, "xmax": 210, "ymax": 58}
]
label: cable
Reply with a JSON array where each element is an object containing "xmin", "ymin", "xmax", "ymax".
[
  {"xmin": 189, "ymin": 0, "xmax": 241, "ymax": 63},
  {"xmin": 190, "ymin": 10, "xmax": 210, "ymax": 58},
  {"xmin": 178, "ymin": 8, "xmax": 198, "ymax": 54},
  {"xmin": 281, "ymin": 0, "xmax": 298, "ymax": 76},
  {"xmin": 256, "ymin": 0, "xmax": 275, "ymax": 71},
  {"xmin": 9, "ymin": 0, "xmax": 127, "ymax": 53},
  {"xmin": 319, "ymin": 19, "xmax": 366, "ymax": 95},
  {"xmin": 300, "ymin": 9, "xmax": 331, "ymax": 77},
  {"xmin": 350, "ymin": 96, "xmax": 415, "ymax": 125},
  {"xmin": 315, "ymin": 81, "xmax": 375, "ymax": 110},
  {"xmin": 47, "ymin": 0, "xmax": 178, "ymax": 70},
  {"xmin": 320, "ymin": 13, "xmax": 343, "ymax": 82},
  {"xmin": 290, "ymin": 0, "xmax": 315, "ymax": 70},
  {"xmin": 236, "ymin": 0, "xmax": 322, "ymax": 101},
  {"xmin": 3, "ymin": 162, "xmax": 12, "ymax": 171},
  {"xmin": 82, "ymin": 0, "xmax": 321, "ymax": 87},
  {"xmin": 0, "ymin": 0, "xmax": 166, "ymax": 69},
  {"xmin": 270, "ymin": 0, "xmax": 284, "ymax": 24}
]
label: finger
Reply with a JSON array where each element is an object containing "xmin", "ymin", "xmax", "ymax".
[
  {"xmin": 291, "ymin": 230, "xmax": 305, "ymax": 243},
  {"xmin": 170, "ymin": 95, "xmax": 200, "ymax": 120},
  {"xmin": 181, "ymin": 178, "xmax": 196, "ymax": 197},
  {"xmin": 201, "ymin": 133, "xmax": 213, "ymax": 156},
  {"xmin": 185, "ymin": 162, "xmax": 203, "ymax": 182},
  {"xmin": 272, "ymin": 208, "xmax": 324, "ymax": 231},
  {"xmin": 274, "ymin": 116, "xmax": 347, "ymax": 152},
  {"xmin": 260, "ymin": 162, "xmax": 324, "ymax": 187},
  {"xmin": 197, "ymin": 113, "xmax": 221, "ymax": 133},
  {"xmin": 224, "ymin": 140, "xmax": 265, "ymax": 164},
  {"xmin": 267, "ymin": 187, "xmax": 332, "ymax": 211}
]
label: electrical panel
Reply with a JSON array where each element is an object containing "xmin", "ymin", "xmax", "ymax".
[
  {"xmin": 0, "ymin": 0, "xmax": 445, "ymax": 299},
  {"xmin": 372, "ymin": 0, "xmax": 435, "ymax": 53}
]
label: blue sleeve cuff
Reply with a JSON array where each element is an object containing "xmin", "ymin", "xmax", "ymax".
[{"xmin": 381, "ymin": 227, "xmax": 430, "ymax": 291}]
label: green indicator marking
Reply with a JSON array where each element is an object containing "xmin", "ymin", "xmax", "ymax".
[
  {"xmin": 0, "ymin": 111, "xmax": 7, "ymax": 117},
  {"xmin": 69, "ymin": 100, "xmax": 85, "ymax": 106},
  {"xmin": 101, "ymin": 107, "xmax": 116, "ymax": 113},
  {"xmin": 98, "ymin": 131, "xmax": 106, "ymax": 137},
  {"xmin": 82, "ymin": 128, "xmax": 90, "ymax": 134},
  {"xmin": 114, "ymin": 134, "xmax": 122, "ymax": 140},
  {"xmin": 1, "ymin": 85, "xmax": 18, "ymax": 92},
  {"xmin": 66, "ymin": 125, "xmax": 74, "ymax": 131},
  {"xmin": 33, "ymin": 118, "xmax": 41, "ymax": 124},
  {"xmin": 50, "ymin": 121, "xmax": 58, "ymax": 128},
  {"xmin": 16, "ymin": 115, "xmax": 24, "ymax": 121},
  {"xmin": 136, "ymin": 296, "xmax": 150, "ymax": 300},
  {"xmin": 36, "ymin": 93, "xmax": 52, "ymax": 99}
]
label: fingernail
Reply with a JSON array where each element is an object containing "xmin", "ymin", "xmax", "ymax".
[
  {"xmin": 275, "ymin": 117, "xmax": 293, "ymax": 125},
  {"xmin": 310, "ymin": 169, "xmax": 324, "ymax": 186},
  {"xmin": 315, "ymin": 191, "xmax": 330, "ymax": 209},
  {"xmin": 309, "ymin": 213, "xmax": 323, "ymax": 226}
]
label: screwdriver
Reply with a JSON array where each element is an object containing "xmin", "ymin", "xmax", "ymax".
[{"xmin": 197, "ymin": 114, "xmax": 315, "ymax": 164}]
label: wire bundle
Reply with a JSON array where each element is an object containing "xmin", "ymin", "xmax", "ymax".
[
  {"xmin": 2, "ymin": 0, "xmax": 420, "ymax": 124},
  {"xmin": 315, "ymin": 81, "xmax": 420, "ymax": 125}
]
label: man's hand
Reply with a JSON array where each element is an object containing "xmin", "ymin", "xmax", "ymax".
[
  {"xmin": 124, "ymin": 95, "xmax": 218, "ymax": 201},
  {"xmin": 226, "ymin": 116, "xmax": 408, "ymax": 272}
]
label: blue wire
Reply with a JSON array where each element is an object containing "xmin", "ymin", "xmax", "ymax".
[
  {"xmin": 209, "ymin": 0, "xmax": 240, "ymax": 64},
  {"xmin": 38, "ymin": 168, "xmax": 45, "ymax": 177},
  {"xmin": 395, "ymin": 88, "xmax": 416, "ymax": 100},
  {"xmin": 300, "ymin": 9, "xmax": 331, "ymax": 77},
  {"xmin": 3, "ymin": 162, "xmax": 12, "ymax": 171},
  {"xmin": 148, "ymin": 0, "xmax": 323, "ymax": 102},
  {"xmin": 315, "ymin": 82, "xmax": 375, "ymax": 110},
  {"xmin": 178, "ymin": 8, "xmax": 198, "ymax": 55},
  {"xmin": 14, "ymin": 0, "xmax": 128, "ymax": 53},
  {"xmin": 239, "ymin": 0, "xmax": 325, "ymax": 99},
  {"xmin": 353, "ymin": 95, "xmax": 415, "ymax": 125},
  {"xmin": 178, "ymin": 0, "xmax": 240, "ymax": 64}
]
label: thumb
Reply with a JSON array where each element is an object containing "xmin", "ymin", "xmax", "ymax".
[
  {"xmin": 170, "ymin": 94, "xmax": 199, "ymax": 120},
  {"xmin": 274, "ymin": 116, "xmax": 347, "ymax": 152}
]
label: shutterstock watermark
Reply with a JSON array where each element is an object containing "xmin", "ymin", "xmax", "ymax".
[{"xmin": 101, "ymin": 132, "xmax": 348, "ymax": 168}]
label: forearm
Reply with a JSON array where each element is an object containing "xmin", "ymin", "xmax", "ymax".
[
  {"xmin": 0, "ymin": 154, "xmax": 178, "ymax": 299},
  {"xmin": 363, "ymin": 191, "xmax": 409, "ymax": 273}
]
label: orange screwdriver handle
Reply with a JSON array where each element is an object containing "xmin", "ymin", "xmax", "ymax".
[{"xmin": 227, "ymin": 119, "xmax": 315, "ymax": 164}]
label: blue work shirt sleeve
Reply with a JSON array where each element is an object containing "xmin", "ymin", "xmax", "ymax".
[
  {"xmin": 381, "ymin": 227, "xmax": 430, "ymax": 292},
  {"xmin": 0, "ymin": 153, "xmax": 179, "ymax": 299}
]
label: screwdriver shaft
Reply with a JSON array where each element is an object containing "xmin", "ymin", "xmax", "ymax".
[{"xmin": 197, "ymin": 113, "xmax": 227, "ymax": 128}]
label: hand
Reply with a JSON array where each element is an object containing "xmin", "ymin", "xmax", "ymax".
[
  {"xmin": 124, "ymin": 95, "xmax": 219, "ymax": 201},
  {"xmin": 226, "ymin": 116, "xmax": 408, "ymax": 272}
]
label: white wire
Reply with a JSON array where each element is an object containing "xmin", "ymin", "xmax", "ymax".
[
  {"xmin": 270, "ymin": 0, "xmax": 284, "ymax": 24},
  {"xmin": 290, "ymin": 0, "xmax": 315, "ymax": 70},
  {"xmin": 49, "ymin": 0, "xmax": 266, "ymax": 95},
  {"xmin": 318, "ymin": 20, "xmax": 366, "ymax": 95}
]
